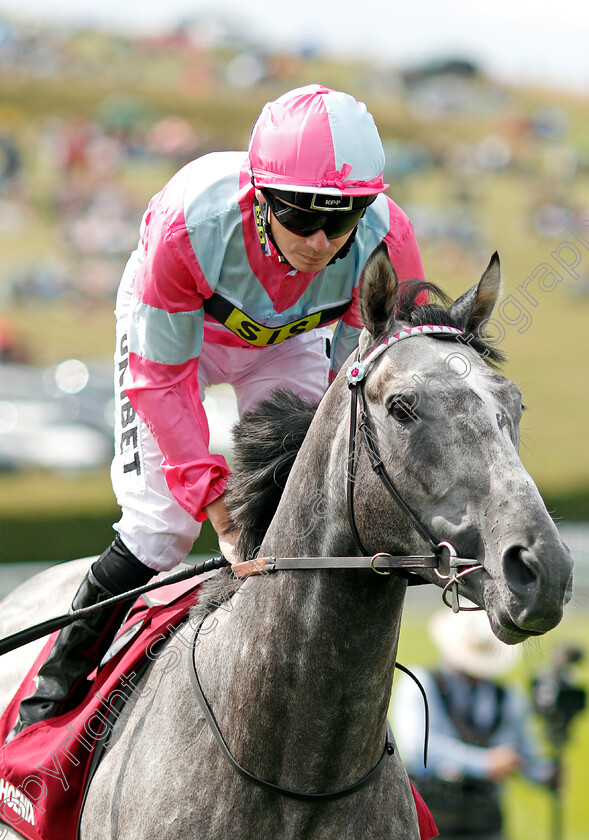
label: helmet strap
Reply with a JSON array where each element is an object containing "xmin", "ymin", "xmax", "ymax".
[
  {"xmin": 254, "ymin": 194, "xmax": 294, "ymax": 266},
  {"xmin": 327, "ymin": 224, "xmax": 358, "ymax": 265}
]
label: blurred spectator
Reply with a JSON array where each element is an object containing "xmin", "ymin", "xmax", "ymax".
[
  {"xmin": 63, "ymin": 183, "xmax": 140, "ymax": 256},
  {"xmin": 147, "ymin": 116, "xmax": 199, "ymax": 163},
  {"xmin": 391, "ymin": 609, "xmax": 555, "ymax": 840},
  {"xmin": 529, "ymin": 107, "xmax": 569, "ymax": 142},
  {"xmin": 533, "ymin": 201, "xmax": 573, "ymax": 237},
  {"xmin": 0, "ymin": 134, "xmax": 22, "ymax": 191},
  {"xmin": 0, "ymin": 316, "xmax": 28, "ymax": 362}
]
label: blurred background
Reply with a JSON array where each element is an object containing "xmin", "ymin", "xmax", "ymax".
[{"xmin": 0, "ymin": 1, "xmax": 587, "ymax": 836}]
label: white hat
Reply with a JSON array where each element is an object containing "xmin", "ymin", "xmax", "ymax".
[{"xmin": 429, "ymin": 608, "xmax": 522, "ymax": 679}]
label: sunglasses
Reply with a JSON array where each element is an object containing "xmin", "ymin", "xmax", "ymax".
[{"xmin": 262, "ymin": 191, "xmax": 366, "ymax": 240}]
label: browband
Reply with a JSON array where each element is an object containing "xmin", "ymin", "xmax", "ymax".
[{"xmin": 347, "ymin": 325, "xmax": 464, "ymax": 385}]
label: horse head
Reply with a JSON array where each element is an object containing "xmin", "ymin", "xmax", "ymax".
[{"xmin": 351, "ymin": 244, "xmax": 573, "ymax": 643}]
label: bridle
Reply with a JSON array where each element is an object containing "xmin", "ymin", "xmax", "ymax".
[
  {"xmin": 189, "ymin": 324, "xmax": 488, "ymax": 805},
  {"xmin": 231, "ymin": 323, "xmax": 485, "ymax": 613},
  {"xmin": 345, "ymin": 324, "xmax": 484, "ymax": 612}
]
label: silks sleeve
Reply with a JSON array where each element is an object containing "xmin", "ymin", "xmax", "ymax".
[{"xmin": 124, "ymin": 181, "xmax": 230, "ymax": 521}]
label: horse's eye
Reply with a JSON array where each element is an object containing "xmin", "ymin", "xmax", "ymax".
[{"xmin": 388, "ymin": 394, "xmax": 419, "ymax": 424}]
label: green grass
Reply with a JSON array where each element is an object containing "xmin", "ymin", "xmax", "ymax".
[{"xmin": 395, "ymin": 599, "xmax": 589, "ymax": 840}]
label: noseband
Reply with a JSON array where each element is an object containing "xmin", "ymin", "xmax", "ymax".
[{"xmin": 346, "ymin": 325, "xmax": 483, "ymax": 612}]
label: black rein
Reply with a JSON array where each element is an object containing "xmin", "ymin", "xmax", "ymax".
[{"xmin": 189, "ymin": 618, "xmax": 396, "ymax": 802}]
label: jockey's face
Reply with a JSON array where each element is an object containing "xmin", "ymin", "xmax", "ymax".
[{"xmin": 257, "ymin": 191, "xmax": 355, "ymax": 273}]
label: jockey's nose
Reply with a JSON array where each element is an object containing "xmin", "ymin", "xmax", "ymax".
[{"xmin": 304, "ymin": 228, "xmax": 331, "ymax": 250}]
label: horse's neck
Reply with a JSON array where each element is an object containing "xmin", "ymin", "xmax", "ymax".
[
  {"xmin": 194, "ymin": 383, "xmax": 408, "ymax": 787},
  {"xmin": 195, "ymin": 568, "xmax": 406, "ymax": 791}
]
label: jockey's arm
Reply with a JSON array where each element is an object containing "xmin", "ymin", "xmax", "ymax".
[{"xmin": 123, "ymin": 186, "xmax": 230, "ymax": 525}]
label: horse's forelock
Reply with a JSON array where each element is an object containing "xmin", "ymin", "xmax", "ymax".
[{"xmin": 395, "ymin": 279, "xmax": 505, "ymax": 368}]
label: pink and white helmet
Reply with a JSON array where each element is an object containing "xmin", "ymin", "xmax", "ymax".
[{"xmin": 249, "ymin": 84, "xmax": 389, "ymax": 198}]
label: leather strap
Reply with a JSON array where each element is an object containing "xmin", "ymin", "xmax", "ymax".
[
  {"xmin": 230, "ymin": 553, "xmax": 439, "ymax": 579},
  {"xmin": 189, "ymin": 624, "xmax": 395, "ymax": 801},
  {"xmin": 346, "ymin": 377, "xmax": 372, "ymax": 555},
  {"xmin": 357, "ymin": 383, "xmax": 441, "ymax": 552}
]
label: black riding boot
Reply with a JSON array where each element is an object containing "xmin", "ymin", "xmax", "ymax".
[{"xmin": 6, "ymin": 536, "xmax": 155, "ymax": 743}]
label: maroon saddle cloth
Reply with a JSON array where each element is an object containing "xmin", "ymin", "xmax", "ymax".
[{"xmin": 0, "ymin": 578, "xmax": 203, "ymax": 840}]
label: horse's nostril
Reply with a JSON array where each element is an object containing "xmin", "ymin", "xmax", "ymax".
[{"xmin": 502, "ymin": 545, "xmax": 538, "ymax": 594}]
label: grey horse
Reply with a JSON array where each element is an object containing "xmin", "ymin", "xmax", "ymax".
[{"xmin": 0, "ymin": 246, "xmax": 573, "ymax": 839}]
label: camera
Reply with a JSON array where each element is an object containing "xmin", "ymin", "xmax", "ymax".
[{"xmin": 532, "ymin": 645, "xmax": 586, "ymax": 746}]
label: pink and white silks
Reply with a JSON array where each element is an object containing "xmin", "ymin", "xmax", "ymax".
[{"xmin": 111, "ymin": 101, "xmax": 423, "ymax": 570}]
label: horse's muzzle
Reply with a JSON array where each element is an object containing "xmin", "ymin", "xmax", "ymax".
[{"xmin": 497, "ymin": 536, "xmax": 574, "ymax": 637}]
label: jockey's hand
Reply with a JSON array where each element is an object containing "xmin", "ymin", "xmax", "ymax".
[
  {"xmin": 203, "ymin": 494, "xmax": 241, "ymax": 566},
  {"xmin": 217, "ymin": 528, "xmax": 241, "ymax": 567}
]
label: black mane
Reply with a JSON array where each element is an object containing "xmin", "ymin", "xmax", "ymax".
[
  {"xmin": 395, "ymin": 279, "xmax": 505, "ymax": 368},
  {"xmin": 226, "ymin": 389, "xmax": 317, "ymax": 562}
]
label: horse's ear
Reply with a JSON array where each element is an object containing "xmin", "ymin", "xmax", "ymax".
[
  {"xmin": 448, "ymin": 252, "xmax": 501, "ymax": 332},
  {"xmin": 359, "ymin": 243, "xmax": 399, "ymax": 339}
]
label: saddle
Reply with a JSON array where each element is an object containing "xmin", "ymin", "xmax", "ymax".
[{"xmin": 0, "ymin": 577, "xmax": 204, "ymax": 840}]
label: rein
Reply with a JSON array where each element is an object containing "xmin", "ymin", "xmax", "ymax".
[{"xmin": 188, "ymin": 619, "xmax": 395, "ymax": 801}]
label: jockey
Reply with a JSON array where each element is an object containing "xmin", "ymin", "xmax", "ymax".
[{"xmin": 8, "ymin": 84, "xmax": 424, "ymax": 740}]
